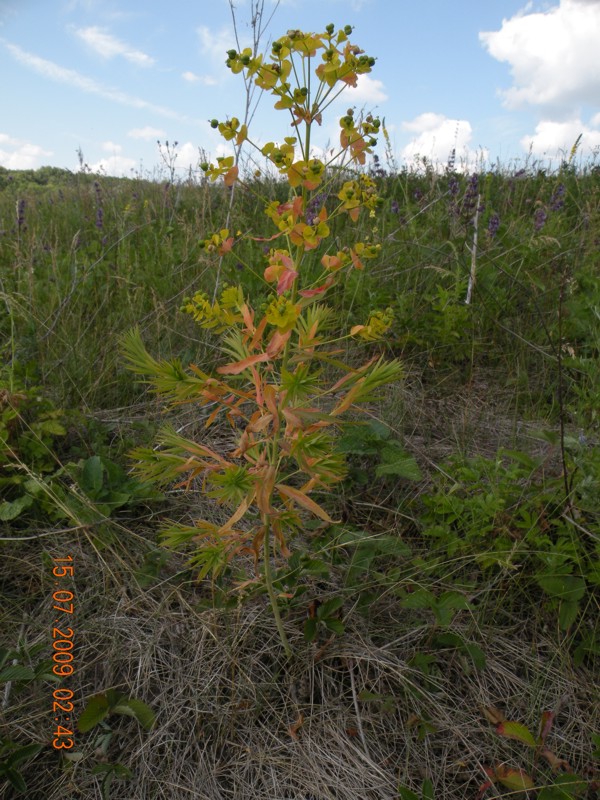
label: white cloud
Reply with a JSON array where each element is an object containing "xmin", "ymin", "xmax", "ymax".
[
  {"xmin": 4, "ymin": 42, "xmax": 185, "ymax": 120},
  {"xmin": 400, "ymin": 113, "xmax": 486, "ymax": 169},
  {"xmin": 73, "ymin": 26, "xmax": 154, "ymax": 67},
  {"xmin": 101, "ymin": 140, "xmax": 122, "ymax": 153},
  {"xmin": 197, "ymin": 25, "xmax": 237, "ymax": 64},
  {"xmin": 521, "ymin": 118, "xmax": 600, "ymax": 157},
  {"xmin": 89, "ymin": 154, "xmax": 137, "ymax": 175},
  {"xmin": 182, "ymin": 70, "xmax": 217, "ymax": 86},
  {"xmin": 173, "ymin": 142, "xmax": 201, "ymax": 171},
  {"xmin": 0, "ymin": 133, "xmax": 53, "ymax": 169},
  {"xmin": 128, "ymin": 126, "xmax": 166, "ymax": 140},
  {"xmin": 341, "ymin": 74, "xmax": 388, "ymax": 105},
  {"xmin": 480, "ymin": 0, "xmax": 600, "ymax": 113}
]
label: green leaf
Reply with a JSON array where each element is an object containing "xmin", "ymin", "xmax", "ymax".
[
  {"xmin": 401, "ymin": 588, "xmax": 436, "ymax": 610},
  {"xmin": 398, "ymin": 786, "xmax": 420, "ymax": 800},
  {"xmin": 421, "ymin": 778, "xmax": 434, "ymax": 800},
  {"xmin": 323, "ymin": 618, "xmax": 345, "ymax": 635},
  {"xmin": 317, "ymin": 597, "xmax": 344, "ymax": 619},
  {"xmin": 0, "ymin": 494, "xmax": 33, "ymax": 521},
  {"xmin": 7, "ymin": 743, "xmax": 43, "ymax": 767},
  {"xmin": 367, "ymin": 419, "xmax": 391, "ymax": 440},
  {"xmin": 112, "ymin": 698, "xmax": 155, "ymax": 730},
  {"xmin": 494, "ymin": 765, "xmax": 535, "ymax": 792},
  {"xmin": 559, "ymin": 600, "xmax": 580, "ymax": 630},
  {"xmin": 5, "ymin": 766, "xmax": 27, "ymax": 792},
  {"xmin": 0, "ymin": 665, "xmax": 35, "ymax": 682},
  {"xmin": 539, "ymin": 774, "xmax": 588, "ymax": 799},
  {"xmin": 81, "ymin": 456, "xmax": 104, "ymax": 494},
  {"xmin": 463, "ymin": 643, "xmax": 486, "ymax": 670},
  {"xmin": 37, "ymin": 419, "xmax": 66, "ymax": 436},
  {"xmin": 304, "ymin": 618, "xmax": 317, "ymax": 642},
  {"xmin": 78, "ymin": 693, "xmax": 110, "ymax": 732},
  {"xmin": 92, "ymin": 762, "xmax": 133, "ymax": 779},
  {"xmin": 376, "ymin": 447, "xmax": 422, "ymax": 480},
  {"xmin": 496, "ymin": 720, "xmax": 538, "ymax": 747},
  {"xmin": 537, "ymin": 574, "xmax": 586, "ymax": 602}
]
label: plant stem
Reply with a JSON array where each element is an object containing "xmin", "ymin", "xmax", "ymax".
[{"xmin": 262, "ymin": 516, "xmax": 292, "ymax": 658}]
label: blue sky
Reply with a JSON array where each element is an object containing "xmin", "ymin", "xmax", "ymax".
[{"xmin": 1, "ymin": 0, "xmax": 599, "ymax": 177}]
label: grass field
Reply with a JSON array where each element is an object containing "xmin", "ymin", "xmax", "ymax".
[{"xmin": 0, "ymin": 156, "xmax": 599, "ymax": 799}]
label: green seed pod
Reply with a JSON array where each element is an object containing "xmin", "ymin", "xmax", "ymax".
[
  {"xmin": 344, "ymin": 25, "xmax": 353, "ymax": 35},
  {"xmin": 325, "ymin": 23, "xmax": 335, "ymax": 35},
  {"xmin": 210, "ymin": 119, "xmax": 219, "ymax": 129},
  {"xmin": 227, "ymin": 49, "xmax": 237, "ymax": 59}
]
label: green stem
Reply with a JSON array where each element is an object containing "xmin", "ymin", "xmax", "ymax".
[{"xmin": 262, "ymin": 516, "xmax": 292, "ymax": 658}]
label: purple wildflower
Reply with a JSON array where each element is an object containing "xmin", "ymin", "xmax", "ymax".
[
  {"xmin": 550, "ymin": 183, "xmax": 566, "ymax": 211},
  {"xmin": 534, "ymin": 207, "xmax": 547, "ymax": 231},
  {"xmin": 487, "ymin": 213, "xmax": 500, "ymax": 238},
  {"xmin": 306, "ymin": 192, "xmax": 328, "ymax": 225},
  {"xmin": 95, "ymin": 207, "xmax": 104, "ymax": 230},
  {"xmin": 448, "ymin": 176, "xmax": 459, "ymax": 197},
  {"xmin": 16, "ymin": 199, "xmax": 26, "ymax": 228},
  {"xmin": 391, "ymin": 199, "xmax": 400, "ymax": 215}
]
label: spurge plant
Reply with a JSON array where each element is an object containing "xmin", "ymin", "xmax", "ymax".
[{"xmin": 121, "ymin": 24, "xmax": 402, "ymax": 656}]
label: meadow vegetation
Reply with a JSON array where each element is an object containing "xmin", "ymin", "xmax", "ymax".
[{"xmin": 0, "ymin": 22, "xmax": 599, "ymax": 800}]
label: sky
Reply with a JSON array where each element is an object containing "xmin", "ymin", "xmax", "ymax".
[{"xmin": 1, "ymin": 0, "xmax": 600, "ymax": 178}]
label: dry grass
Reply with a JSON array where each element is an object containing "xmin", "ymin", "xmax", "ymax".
[
  {"xmin": 1, "ymin": 528, "xmax": 598, "ymax": 800},
  {"xmin": 1, "ymin": 368, "xmax": 598, "ymax": 800}
]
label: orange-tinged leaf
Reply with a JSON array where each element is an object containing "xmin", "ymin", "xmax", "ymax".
[
  {"xmin": 331, "ymin": 380, "xmax": 363, "ymax": 416},
  {"xmin": 218, "ymin": 493, "xmax": 254, "ymax": 534},
  {"xmin": 299, "ymin": 280, "xmax": 334, "ymax": 298},
  {"xmin": 350, "ymin": 324, "xmax": 366, "ymax": 337},
  {"xmin": 282, "ymin": 406, "xmax": 302, "ymax": 431},
  {"xmin": 263, "ymin": 384, "xmax": 279, "ymax": 433},
  {"xmin": 250, "ymin": 366, "xmax": 263, "ymax": 406},
  {"xmin": 491, "ymin": 764, "xmax": 535, "ymax": 792},
  {"xmin": 218, "ymin": 237, "xmax": 234, "ymax": 255},
  {"xmin": 224, "ymin": 165, "xmax": 238, "ymax": 187},
  {"xmin": 275, "ymin": 483, "xmax": 335, "ymax": 522},
  {"xmin": 272, "ymin": 518, "xmax": 291, "ymax": 558},
  {"xmin": 247, "ymin": 411, "xmax": 273, "ymax": 433},
  {"xmin": 540, "ymin": 747, "xmax": 571, "ymax": 772},
  {"xmin": 496, "ymin": 721, "xmax": 537, "ymax": 748},
  {"xmin": 217, "ymin": 352, "xmax": 270, "ymax": 375},
  {"xmin": 256, "ymin": 465, "xmax": 277, "ymax": 515},
  {"xmin": 276, "ymin": 267, "xmax": 298, "ymax": 294},
  {"xmin": 240, "ymin": 303, "xmax": 255, "ymax": 334},
  {"xmin": 250, "ymin": 316, "xmax": 268, "ymax": 351},
  {"xmin": 288, "ymin": 712, "xmax": 304, "ymax": 740},
  {"xmin": 205, "ymin": 406, "xmax": 221, "ymax": 428},
  {"xmin": 481, "ymin": 706, "xmax": 506, "ymax": 726},
  {"xmin": 539, "ymin": 711, "xmax": 555, "ymax": 744},
  {"xmin": 266, "ymin": 328, "xmax": 291, "ymax": 358}
]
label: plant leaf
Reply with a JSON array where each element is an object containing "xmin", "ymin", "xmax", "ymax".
[
  {"xmin": 276, "ymin": 483, "xmax": 336, "ymax": 522},
  {"xmin": 492, "ymin": 764, "xmax": 535, "ymax": 792},
  {"xmin": 496, "ymin": 721, "xmax": 538, "ymax": 748},
  {"xmin": 537, "ymin": 574, "xmax": 586, "ymax": 602},
  {"xmin": 112, "ymin": 698, "xmax": 155, "ymax": 730},
  {"xmin": 0, "ymin": 665, "xmax": 35, "ymax": 682},
  {"xmin": 78, "ymin": 693, "xmax": 110, "ymax": 732},
  {"xmin": 216, "ymin": 352, "xmax": 270, "ymax": 375}
]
